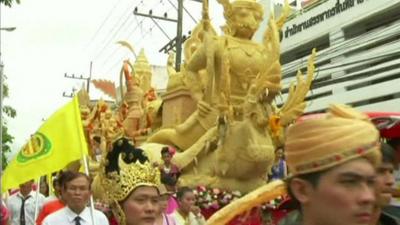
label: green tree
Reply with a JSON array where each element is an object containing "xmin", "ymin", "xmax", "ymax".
[
  {"xmin": 2, "ymin": 76, "xmax": 16, "ymax": 170},
  {"xmin": 0, "ymin": 0, "xmax": 20, "ymax": 7}
]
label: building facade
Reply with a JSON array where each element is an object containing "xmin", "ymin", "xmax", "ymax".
[{"xmin": 273, "ymin": 0, "xmax": 400, "ymax": 113}]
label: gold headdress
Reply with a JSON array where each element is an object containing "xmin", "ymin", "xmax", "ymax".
[
  {"xmin": 285, "ymin": 104, "xmax": 381, "ymax": 176},
  {"xmin": 99, "ymin": 138, "xmax": 160, "ymax": 225},
  {"xmin": 217, "ymin": 0, "xmax": 263, "ymax": 21}
]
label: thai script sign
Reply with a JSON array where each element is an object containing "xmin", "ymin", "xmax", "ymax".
[{"xmin": 284, "ymin": 0, "xmax": 367, "ymax": 38}]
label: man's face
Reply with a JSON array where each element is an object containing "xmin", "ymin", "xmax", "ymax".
[
  {"xmin": 122, "ymin": 186, "xmax": 159, "ymax": 225},
  {"xmin": 19, "ymin": 180, "xmax": 33, "ymax": 196},
  {"xmin": 376, "ymin": 162, "xmax": 395, "ymax": 205},
  {"xmin": 298, "ymin": 158, "xmax": 377, "ymax": 225},
  {"xmin": 64, "ymin": 176, "xmax": 91, "ymax": 212}
]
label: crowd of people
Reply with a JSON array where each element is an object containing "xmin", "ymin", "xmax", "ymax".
[{"xmin": 1, "ymin": 106, "xmax": 399, "ymax": 225}]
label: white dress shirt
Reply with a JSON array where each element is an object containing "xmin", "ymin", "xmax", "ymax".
[
  {"xmin": 42, "ymin": 206, "xmax": 109, "ymax": 225},
  {"xmin": 6, "ymin": 191, "xmax": 45, "ymax": 225}
]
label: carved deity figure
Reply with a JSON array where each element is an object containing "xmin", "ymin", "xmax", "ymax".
[
  {"xmin": 146, "ymin": 0, "xmax": 316, "ymax": 192},
  {"xmin": 148, "ymin": 0, "xmax": 283, "ymax": 150},
  {"xmin": 187, "ymin": 0, "xmax": 279, "ymax": 108}
]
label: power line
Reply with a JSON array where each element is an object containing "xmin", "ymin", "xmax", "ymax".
[
  {"xmin": 93, "ymin": 0, "xmax": 165, "ymax": 63},
  {"xmin": 91, "ymin": 1, "xmax": 140, "ymax": 60},
  {"xmin": 84, "ymin": 0, "xmax": 123, "ymax": 50},
  {"xmin": 98, "ymin": 3, "xmax": 170, "ymax": 74},
  {"xmin": 93, "ymin": 14, "xmax": 134, "ymax": 61},
  {"xmin": 104, "ymin": 24, "xmax": 157, "ymax": 76},
  {"xmin": 99, "ymin": 17, "xmax": 147, "ymax": 68},
  {"xmin": 166, "ymin": 0, "xmax": 198, "ymax": 24}
]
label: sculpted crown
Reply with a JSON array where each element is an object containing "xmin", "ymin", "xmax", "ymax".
[
  {"xmin": 101, "ymin": 156, "xmax": 160, "ymax": 202},
  {"xmin": 218, "ymin": 0, "xmax": 262, "ymax": 9},
  {"xmin": 218, "ymin": 0, "xmax": 263, "ymax": 21},
  {"xmin": 100, "ymin": 138, "xmax": 160, "ymax": 202},
  {"xmin": 231, "ymin": 0, "xmax": 261, "ymax": 8}
]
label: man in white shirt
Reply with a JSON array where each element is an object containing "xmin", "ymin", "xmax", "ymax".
[
  {"xmin": 42, "ymin": 171, "xmax": 108, "ymax": 225},
  {"xmin": 6, "ymin": 180, "xmax": 45, "ymax": 225}
]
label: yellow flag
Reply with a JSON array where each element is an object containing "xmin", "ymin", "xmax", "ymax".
[{"xmin": 2, "ymin": 96, "xmax": 88, "ymax": 192}]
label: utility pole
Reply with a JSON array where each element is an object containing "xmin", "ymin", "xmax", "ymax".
[
  {"xmin": 88, "ymin": 61, "xmax": 93, "ymax": 93},
  {"xmin": 62, "ymin": 61, "xmax": 92, "ymax": 97},
  {"xmin": 175, "ymin": 0, "xmax": 183, "ymax": 71},
  {"xmin": 133, "ymin": 0, "xmax": 201, "ymax": 72},
  {"xmin": 62, "ymin": 85, "xmax": 77, "ymax": 98}
]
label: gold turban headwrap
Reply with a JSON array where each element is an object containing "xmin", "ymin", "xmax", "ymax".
[{"xmin": 285, "ymin": 104, "xmax": 381, "ymax": 176}]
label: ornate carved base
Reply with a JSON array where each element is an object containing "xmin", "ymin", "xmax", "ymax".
[{"xmin": 161, "ymin": 87, "xmax": 197, "ymax": 127}]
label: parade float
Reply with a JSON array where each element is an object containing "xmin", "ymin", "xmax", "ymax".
[{"xmin": 79, "ymin": 0, "xmax": 318, "ymax": 224}]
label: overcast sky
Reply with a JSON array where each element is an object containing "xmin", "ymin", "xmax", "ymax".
[{"xmin": 0, "ymin": 0, "xmax": 230, "ymax": 158}]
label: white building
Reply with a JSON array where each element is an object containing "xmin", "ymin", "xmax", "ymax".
[{"xmin": 272, "ymin": 0, "xmax": 400, "ymax": 113}]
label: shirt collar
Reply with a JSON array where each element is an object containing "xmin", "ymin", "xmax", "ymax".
[
  {"xmin": 17, "ymin": 191, "xmax": 34, "ymax": 199},
  {"xmin": 65, "ymin": 206, "xmax": 90, "ymax": 223}
]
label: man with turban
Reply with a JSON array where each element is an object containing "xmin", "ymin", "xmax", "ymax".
[{"xmin": 283, "ymin": 104, "xmax": 382, "ymax": 225}]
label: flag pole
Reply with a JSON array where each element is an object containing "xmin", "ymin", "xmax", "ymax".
[
  {"xmin": 34, "ymin": 177, "xmax": 40, "ymax": 220},
  {"xmin": 75, "ymin": 95, "xmax": 96, "ymax": 225},
  {"xmin": 82, "ymin": 154, "xmax": 97, "ymax": 225}
]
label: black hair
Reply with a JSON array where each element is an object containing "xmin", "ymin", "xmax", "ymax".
[
  {"xmin": 286, "ymin": 170, "xmax": 324, "ymax": 210},
  {"xmin": 105, "ymin": 138, "xmax": 149, "ymax": 174},
  {"xmin": 53, "ymin": 171, "xmax": 66, "ymax": 189},
  {"xmin": 93, "ymin": 136, "xmax": 101, "ymax": 144},
  {"xmin": 381, "ymin": 142, "xmax": 396, "ymax": 165},
  {"xmin": 161, "ymin": 146, "xmax": 171, "ymax": 156},
  {"xmin": 387, "ymin": 138, "xmax": 400, "ymax": 149},
  {"xmin": 176, "ymin": 186, "xmax": 193, "ymax": 201},
  {"xmin": 52, "ymin": 176, "xmax": 59, "ymax": 189},
  {"xmin": 61, "ymin": 171, "xmax": 92, "ymax": 190}
]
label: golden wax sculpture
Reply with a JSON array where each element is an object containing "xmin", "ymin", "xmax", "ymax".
[
  {"xmin": 134, "ymin": 49, "xmax": 153, "ymax": 93},
  {"xmin": 90, "ymin": 43, "xmax": 163, "ymax": 142},
  {"xmin": 88, "ymin": 0, "xmax": 315, "ymax": 194},
  {"xmin": 84, "ymin": 45, "xmax": 162, "ymax": 198},
  {"xmin": 145, "ymin": 0, "xmax": 316, "ymax": 192}
]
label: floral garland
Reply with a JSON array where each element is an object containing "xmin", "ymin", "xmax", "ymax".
[
  {"xmin": 193, "ymin": 186, "xmax": 242, "ymax": 210},
  {"xmin": 193, "ymin": 185, "xmax": 288, "ymax": 210}
]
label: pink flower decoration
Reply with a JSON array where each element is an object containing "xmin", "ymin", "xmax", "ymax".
[
  {"xmin": 198, "ymin": 186, "xmax": 206, "ymax": 192},
  {"xmin": 212, "ymin": 188, "xmax": 221, "ymax": 195},
  {"xmin": 168, "ymin": 146, "xmax": 176, "ymax": 155}
]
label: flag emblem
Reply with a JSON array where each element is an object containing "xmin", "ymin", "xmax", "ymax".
[{"xmin": 17, "ymin": 132, "xmax": 52, "ymax": 164}]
